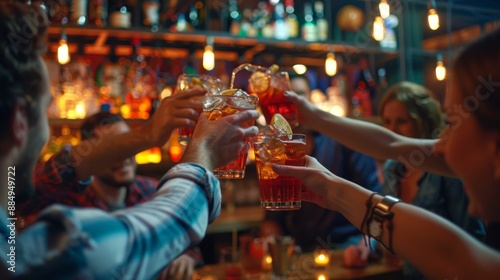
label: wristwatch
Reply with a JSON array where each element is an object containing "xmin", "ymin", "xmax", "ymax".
[{"xmin": 368, "ymin": 195, "xmax": 401, "ymax": 240}]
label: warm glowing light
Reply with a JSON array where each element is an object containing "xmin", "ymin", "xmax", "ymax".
[
  {"xmin": 372, "ymin": 16, "xmax": 386, "ymax": 41},
  {"xmin": 330, "ymin": 104, "xmax": 346, "ymax": 117},
  {"xmin": 314, "ymin": 249, "xmax": 330, "ymax": 268},
  {"xmin": 311, "ymin": 89, "xmax": 326, "ymax": 104},
  {"xmin": 57, "ymin": 39, "xmax": 70, "ymax": 64},
  {"xmin": 160, "ymin": 87, "xmax": 173, "ymax": 99},
  {"xmin": 436, "ymin": 61, "xmax": 446, "ymax": 81},
  {"xmin": 317, "ymin": 275, "xmax": 327, "ymax": 280},
  {"xmin": 379, "ymin": 0, "xmax": 390, "ymax": 19},
  {"xmin": 428, "ymin": 8, "xmax": 440, "ymax": 30},
  {"xmin": 135, "ymin": 148, "xmax": 162, "ymax": 165},
  {"xmin": 325, "ymin": 52, "xmax": 337, "ymax": 76},
  {"xmin": 293, "ymin": 64, "xmax": 307, "ymax": 75},
  {"xmin": 262, "ymin": 254, "xmax": 273, "ymax": 271},
  {"xmin": 203, "ymin": 45, "xmax": 214, "ymax": 71},
  {"xmin": 75, "ymin": 102, "xmax": 86, "ymax": 119}
]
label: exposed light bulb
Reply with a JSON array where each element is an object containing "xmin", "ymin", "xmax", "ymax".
[
  {"xmin": 325, "ymin": 52, "xmax": 337, "ymax": 76},
  {"xmin": 436, "ymin": 60, "xmax": 446, "ymax": 81},
  {"xmin": 372, "ymin": 16, "xmax": 386, "ymax": 41},
  {"xmin": 57, "ymin": 39, "xmax": 70, "ymax": 65},
  {"xmin": 293, "ymin": 64, "xmax": 307, "ymax": 75},
  {"xmin": 203, "ymin": 36, "xmax": 215, "ymax": 71},
  {"xmin": 428, "ymin": 8, "xmax": 440, "ymax": 30},
  {"xmin": 203, "ymin": 45, "xmax": 214, "ymax": 71},
  {"xmin": 379, "ymin": 0, "xmax": 390, "ymax": 19}
]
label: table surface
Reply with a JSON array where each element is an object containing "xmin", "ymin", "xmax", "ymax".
[
  {"xmin": 194, "ymin": 250, "xmax": 403, "ymax": 280},
  {"xmin": 207, "ymin": 205, "xmax": 265, "ymax": 234}
]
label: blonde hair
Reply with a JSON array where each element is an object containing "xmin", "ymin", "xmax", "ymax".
[{"xmin": 379, "ymin": 81, "xmax": 444, "ymax": 139}]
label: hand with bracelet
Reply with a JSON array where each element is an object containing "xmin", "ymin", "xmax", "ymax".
[{"xmin": 272, "ymin": 153, "xmax": 500, "ymax": 279}]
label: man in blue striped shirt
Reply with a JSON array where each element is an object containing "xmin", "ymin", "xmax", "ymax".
[{"xmin": 0, "ymin": 2, "xmax": 260, "ymax": 279}]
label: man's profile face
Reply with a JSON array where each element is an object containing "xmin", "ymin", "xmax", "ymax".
[
  {"xmin": 94, "ymin": 121, "xmax": 137, "ymax": 188},
  {"xmin": 16, "ymin": 57, "xmax": 52, "ymax": 202}
]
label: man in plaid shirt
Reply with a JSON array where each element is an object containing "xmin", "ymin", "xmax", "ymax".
[
  {"xmin": 18, "ymin": 111, "xmax": 203, "ymax": 279},
  {"xmin": 0, "ymin": 2, "xmax": 260, "ymax": 279}
]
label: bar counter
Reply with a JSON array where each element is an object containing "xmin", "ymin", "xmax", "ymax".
[
  {"xmin": 193, "ymin": 250, "xmax": 403, "ymax": 279},
  {"xmin": 207, "ymin": 205, "xmax": 265, "ymax": 234}
]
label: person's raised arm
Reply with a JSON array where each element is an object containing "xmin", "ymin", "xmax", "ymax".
[
  {"xmin": 73, "ymin": 88, "xmax": 206, "ymax": 180},
  {"xmin": 285, "ymin": 91, "xmax": 454, "ymax": 177},
  {"xmin": 273, "ymin": 156, "xmax": 500, "ymax": 279}
]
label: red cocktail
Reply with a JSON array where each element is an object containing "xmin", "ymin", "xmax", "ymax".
[{"xmin": 253, "ymin": 134, "xmax": 306, "ymax": 210}]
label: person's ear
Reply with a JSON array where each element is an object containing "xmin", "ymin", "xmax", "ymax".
[{"xmin": 11, "ymin": 104, "xmax": 29, "ymax": 149}]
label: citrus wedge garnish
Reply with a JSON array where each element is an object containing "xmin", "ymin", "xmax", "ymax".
[
  {"xmin": 271, "ymin": 113, "xmax": 292, "ymax": 134},
  {"xmin": 221, "ymin": 89, "xmax": 239, "ymax": 95},
  {"xmin": 266, "ymin": 64, "xmax": 279, "ymax": 75},
  {"xmin": 249, "ymin": 71, "xmax": 270, "ymax": 94},
  {"xmin": 191, "ymin": 77, "xmax": 203, "ymax": 87}
]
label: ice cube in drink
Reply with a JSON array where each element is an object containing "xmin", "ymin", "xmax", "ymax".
[
  {"xmin": 174, "ymin": 74, "xmax": 222, "ymax": 145},
  {"xmin": 203, "ymin": 91, "xmax": 258, "ymax": 179}
]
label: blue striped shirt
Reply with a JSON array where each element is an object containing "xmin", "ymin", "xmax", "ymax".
[{"xmin": 0, "ymin": 163, "xmax": 221, "ymax": 279}]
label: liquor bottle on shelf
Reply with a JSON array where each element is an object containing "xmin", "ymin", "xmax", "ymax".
[
  {"xmin": 109, "ymin": 0, "xmax": 132, "ymax": 28},
  {"xmin": 45, "ymin": 0, "xmax": 71, "ymax": 24},
  {"xmin": 228, "ymin": 0, "xmax": 241, "ymax": 36},
  {"xmin": 71, "ymin": 0, "xmax": 88, "ymax": 25},
  {"xmin": 188, "ymin": 3, "xmax": 204, "ymax": 30},
  {"xmin": 314, "ymin": 1, "xmax": 328, "ymax": 41},
  {"xmin": 88, "ymin": 0, "xmax": 108, "ymax": 26},
  {"xmin": 258, "ymin": 1, "xmax": 273, "ymax": 38},
  {"xmin": 302, "ymin": 2, "xmax": 317, "ymax": 42},
  {"xmin": 96, "ymin": 50, "xmax": 127, "ymax": 115},
  {"xmin": 284, "ymin": 0, "xmax": 299, "ymax": 38},
  {"xmin": 123, "ymin": 37, "xmax": 153, "ymax": 119},
  {"xmin": 142, "ymin": 0, "xmax": 160, "ymax": 32},
  {"xmin": 273, "ymin": 2, "xmax": 288, "ymax": 40}
]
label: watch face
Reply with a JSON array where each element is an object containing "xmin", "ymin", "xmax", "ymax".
[{"xmin": 370, "ymin": 220, "xmax": 382, "ymax": 239}]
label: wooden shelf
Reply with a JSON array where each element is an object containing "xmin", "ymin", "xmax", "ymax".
[{"xmin": 47, "ymin": 25, "xmax": 399, "ymax": 66}]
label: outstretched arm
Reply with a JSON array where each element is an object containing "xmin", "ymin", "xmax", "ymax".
[
  {"xmin": 273, "ymin": 156, "xmax": 500, "ymax": 279},
  {"xmin": 285, "ymin": 91, "xmax": 454, "ymax": 177},
  {"xmin": 73, "ymin": 88, "xmax": 207, "ymax": 180}
]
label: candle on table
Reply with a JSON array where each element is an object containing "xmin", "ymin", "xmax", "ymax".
[
  {"xmin": 314, "ymin": 249, "xmax": 330, "ymax": 268},
  {"xmin": 262, "ymin": 253, "xmax": 273, "ymax": 271}
]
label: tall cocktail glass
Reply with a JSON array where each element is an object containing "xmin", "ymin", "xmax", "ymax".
[
  {"xmin": 174, "ymin": 74, "xmax": 222, "ymax": 145},
  {"xmin": 253, "ymin": 133, "xmax": 306, "ymax": 210},
  {"xmin": 231, "ymin": 63, "xmax": 299, "ymax": 127},
  {"xmin": 203, "ymin": 90, "xmax": 259, "ymax": 179}
]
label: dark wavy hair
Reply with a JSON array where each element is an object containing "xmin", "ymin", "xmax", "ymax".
[
  {"xmin": 379, "ymin": 81, "xmax": 444, "ymax": 139},
  {"xmin": 80, "ymin": 112, "xmax": 126, "ymax": 140},
  {"xmin": 0, "ymin": 2, "xmax": 49, "ymax": 135},
  {"xmin": 452, "ymin": 27, "xmax": 500, "ymax": 131}
]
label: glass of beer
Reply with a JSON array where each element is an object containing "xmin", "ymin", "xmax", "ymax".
[
  {"xmin": 203, "ymin": 89, "xmax": 259, "ymax": 179},
  {"xmin": 253, "ymin": 133, "xmax": 306, "ymax": 210},
  {"xmin": 174, "ymin": 74, "xmax": 222, "ymax": 145}
]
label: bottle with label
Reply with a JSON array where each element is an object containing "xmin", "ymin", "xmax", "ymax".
[
  {"xmin": 284, "ymin": 0, "xmax": 299, "ymax": 38},
  {"xmin": 314, "ymin": 1, "xmax": 328, "ymax": 41},
  {"xmin": 302, "ymin": 2, "xmax": 317, "ymax": 42},
  {"xmin": 273, "ymin": 2, "xmax": 288, "ymax": 40}
]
